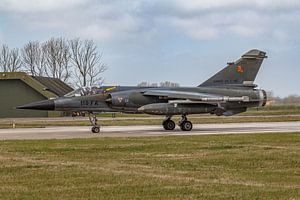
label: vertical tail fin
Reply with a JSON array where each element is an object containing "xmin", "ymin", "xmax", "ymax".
[{"xmin": 199, "ymin": 49, "xmax": 267, "ymax": 87}]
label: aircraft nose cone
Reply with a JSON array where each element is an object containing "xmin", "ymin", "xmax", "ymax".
[{"xmin": 17, "ymin": 99, "xmax": 55, "ymax": 110}]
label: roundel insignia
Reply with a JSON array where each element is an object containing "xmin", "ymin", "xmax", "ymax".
[{"xmin": 236, "ymin": 65, "xmax": 244, "ymax": 73}]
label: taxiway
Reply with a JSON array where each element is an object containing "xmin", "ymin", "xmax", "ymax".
[{"xmin": 0, "ymin": 121, "xmax": 299, "ymax": 140}]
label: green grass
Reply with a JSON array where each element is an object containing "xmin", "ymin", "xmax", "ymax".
[
  {"xmin": 243, "ymin": 105, "xmax": 300, "ymax": 116},
  {"xmin": 0, "ymin": 133, "xmax": 299, "ymax": 199}
]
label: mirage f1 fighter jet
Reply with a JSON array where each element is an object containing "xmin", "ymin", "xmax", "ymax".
[{"xmin": 18, "ymin": 49, "xmax": 268, "ymax": 133}]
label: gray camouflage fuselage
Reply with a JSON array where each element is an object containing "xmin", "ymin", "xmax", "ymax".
[
  {"xmin": 18, "ymin": 49, "xmax": 268, "ymax": 120},
  {"xmin": 27, "ymin": 86, "xmax": 266, "ymax": 116}
]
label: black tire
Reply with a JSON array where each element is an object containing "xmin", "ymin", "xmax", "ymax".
[
  {"xmin": 92, "ymin": 126, "xmax": 100, "ymax": 133},
  {"xmin": 163, "ymin": 120, "xmax": 176, "ymax": 130},
  {"xmin": 180, "ymin": 121, "xmax": 193, "ymax": 131}
]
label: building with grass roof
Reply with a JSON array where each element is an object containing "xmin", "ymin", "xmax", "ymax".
[{"xmin": 0, "ymin": 72, "xmax": 73, "ymax": 118}]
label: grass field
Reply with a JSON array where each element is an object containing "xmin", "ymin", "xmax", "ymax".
[{"xmin": 0, "ymin": 133, "xmax": 299, "ymax": 199}]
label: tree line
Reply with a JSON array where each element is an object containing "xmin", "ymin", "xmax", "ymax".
[
  {"xmin": 0, "ymin": 37, "xmax": 107, "ymax": 87},
  {"xmin": 137, "ymin": 81, "xmax": 180, "ymax": 87},
  {"xmin": 266, "ymin": 91, "xmax": 300, "ymax": 104}
]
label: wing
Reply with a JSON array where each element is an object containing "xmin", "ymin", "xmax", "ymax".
[{"xmin": 142, "ymin": 90, "xmax": 250, "ymax": 103}]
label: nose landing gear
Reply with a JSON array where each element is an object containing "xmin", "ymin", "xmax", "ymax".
[{"xmin": 89, "ymin": 113, "xmax": 100, "ymax": 133}]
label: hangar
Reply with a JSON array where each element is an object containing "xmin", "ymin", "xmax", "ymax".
[{"xmin": 0, "ymin": 72, "xmax": 73, "ymax": 118}]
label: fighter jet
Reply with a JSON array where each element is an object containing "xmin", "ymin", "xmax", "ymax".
[{"xmin": 17, "ymin": 49, "xmax": 268, "ymax": 133}]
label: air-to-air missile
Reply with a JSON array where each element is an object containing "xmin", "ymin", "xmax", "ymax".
[{"xmin": 18, "ymin": 49, "xmax": 268, "ymax": 133}]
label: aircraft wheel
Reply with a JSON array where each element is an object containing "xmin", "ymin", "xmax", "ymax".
[
  {"xmin": 163, "ymin": 120, "xmax": 176, "ymax": 130},
  {"xmin": 180, "ymin": 121, "xmax": 193, "ymax": 131},
  {"xmin": 92, "ymin": 126, "xmax": 100, "ymax": 133}
]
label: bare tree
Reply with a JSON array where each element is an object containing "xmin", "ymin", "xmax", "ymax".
[
  {"xmin": 137, "ymin": 82, "xmax": 158, "ymax": 87},
  {"xmin": 0, "ymin": 45, "xmax": 22, "ymax": 72},
  {"xmin": 2, "ymin": 37, "xmax": 107, "ymax": 86},
  {"xmin": 21, "ymin": 41, "xmax": 45, "ymax": 76},
  {"xmin": 137, "ymin": 82, "xmax": 150, "ymax": 87},
  {"xmin": 282, "ymin": 95, "xmax": 300, "ymax": 104},
  {"xmin": 70, "ymin": 38, "xmax": 107, "ymax": 87},
  {"xmin": 160, "ymin": 81, "xmax": 180, "ymax": 87},
  {"xmin": 0, "ymin": 44, "xmax": 10, "ymax": 72},
  {"xmin": 0, "ymin": 45, "xmax": 9, "ymax": 72},
  {"xmin": 8, "ymin": 48, "xmax": 22, "ymax": 72},
  {"xmin": 137, "ymin": 81, "xmax": 179, "ymax": 87},
  {"xmin": 88, "ymin": 52, "xmax": 106, "ymax": 86},
  {"xmin": 42, "ymin": 37, "xmax": 71, "ymax": 82}
]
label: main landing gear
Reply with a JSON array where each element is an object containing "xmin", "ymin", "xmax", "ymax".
[
  {"xmin": 162, "ymin": 116, "xmax": 176, "ymax": 130},
  {"xmin": 178, "ymin": 115, "xmax": 193, "ymax": 131},
  {"xmin": 89, "ymin": 113, "xmax": 100, "ymax": 133},
  {"xmin": 162, "ymin": 115, "xmax": 193, "ymax": 131}
]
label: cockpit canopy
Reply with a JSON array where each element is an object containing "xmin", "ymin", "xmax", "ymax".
[
  {"xmin": 64, "ymin": 86, "xmax": 139, "ymax": 98},
  {"xmin": 64, "ymin": 87, "xmax": 101, "ymax": 97}
]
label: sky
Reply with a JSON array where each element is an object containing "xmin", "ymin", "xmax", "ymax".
[{"xmin": 0, "ymin": 0, "xmax": 299, "ymax": 97}]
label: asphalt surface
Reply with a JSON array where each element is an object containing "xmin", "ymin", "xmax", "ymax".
[{"xmin": 0, "ymin": 122, "xmax": 299, "ymax": 140}]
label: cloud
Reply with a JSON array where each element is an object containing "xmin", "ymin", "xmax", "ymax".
[
  {"xmin": 0, "ymin": 0, "xmax": 300, "ymax": 42},
  {"xmin": 171, "ymin": 0, "xmax": 300, "ymax": 12},
  {"xmin": 0, "ymin": 0, "xmax": 145, "ymax": 42},
  {"xmin": 0, "ymin": 31, "xmax": 3, "ymax": 43},
  {"xmin": 0, "ymin": 0, "xmax": 299, "ymax": 96},
  {"xmin": 77, "ymin": 14, "xmax": 141, "ymax": 41},
  {"xmin": 155, "ymin": 10, "xmax": 270, "ymax": 40},
  {"xmin": 167, "ymin": 17, "xmax": 219, "ymax": 40},
  {"xmin": 151, "ymin": 0, "xmax": 300, "ymax": 40},
  {"xmin": 0, "ymin": 0, "xmax": 87, "ymax": 13}
]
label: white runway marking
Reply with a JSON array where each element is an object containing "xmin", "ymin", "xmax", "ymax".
[{"xmin": 0, "ymin": 122, "xmax": 299, "ymax": 140}]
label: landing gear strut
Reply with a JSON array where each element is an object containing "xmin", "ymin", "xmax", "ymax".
[
  {"xmin": 162, "ymin": 116, "xmax": 176, "ymax": 130},
  {"xmin": 89, "ymin": 113, "xmax": 100, "ymax": 133},
  {"xmin": 178, "ymin": 114, "xmax": 193, "ymax": 131}
]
